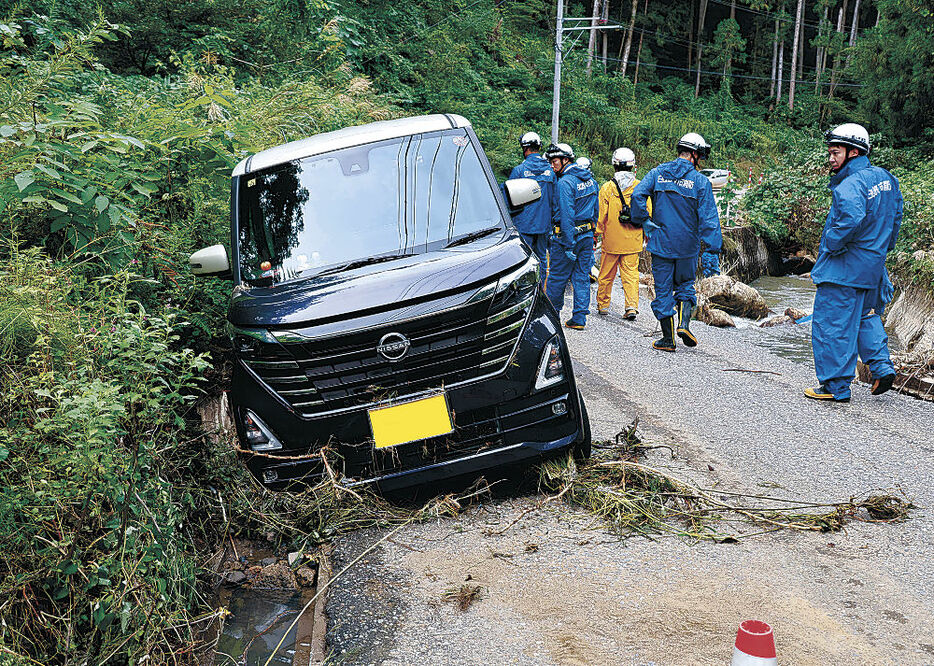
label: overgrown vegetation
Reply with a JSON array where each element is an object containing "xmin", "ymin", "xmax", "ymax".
[{"xmin": 0, "ymin": 0, "xmax": 932, "ymax": 661}]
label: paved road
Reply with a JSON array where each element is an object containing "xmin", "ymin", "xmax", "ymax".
[{"xmin": 326, "ymin": 282, "xmax": 934, "ymax": 665}]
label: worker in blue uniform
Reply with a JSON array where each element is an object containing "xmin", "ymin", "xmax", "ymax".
[
  {"xmin": 544, "ymin": 143, "xmax": 598, "ymax": 330},
  {"xmin": 507, "ymin": 132, "xmax": 557, "ymax": 270},
  {"xmin": 631, "ymin": 133, "xmax": 722, "ymax": 351},
  {"xmin": 806, "ymin": 123, "xmax": 902, "ymax": 402}
]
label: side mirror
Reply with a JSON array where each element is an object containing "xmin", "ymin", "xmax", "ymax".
[
  {"xmin": 190, "ymin": 244, "xmax": 231, "ymax": 277},
  {"xmin": 503, "ymin": 177, "xmax": 542, "ymax": 209}
]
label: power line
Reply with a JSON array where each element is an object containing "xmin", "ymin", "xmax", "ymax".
[{"xmin": 567, "ymin": 51, "xmax": 864, "ymax": 88}]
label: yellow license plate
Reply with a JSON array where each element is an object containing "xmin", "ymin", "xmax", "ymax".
[{"xmin": 368, "ymin": 393, "xmax": 453, "ymax": 449}]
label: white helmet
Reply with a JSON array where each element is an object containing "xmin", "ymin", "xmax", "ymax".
[
  {"xmin": 612, "ymin": 147, "xmax": 636, "ymax": 169},
  {"xmin": 824, "ymin": 123, "xmax": 870, "ymax": 154},
  {"xmin": 519, "ymin": 131, "xmax": 542, "ymax": 150},
  {"xmin": 676, "ymin": 132, "xmax": 711, "ymax": 159},
  {"xmin": 545, "ymin": 142, "xmax": 575, "ymax": 161},
  {"xmin": 575, "ymin": 156, "xmax": 592, "ymax": 169}
]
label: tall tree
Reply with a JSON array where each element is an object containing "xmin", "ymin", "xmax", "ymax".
[
  {"xmin": 776, "ymin": 35, "xmax": 785, "ymax": 103},
  {"xmin": 633, "ymin": 0, "xmax": 649, "ymax": 84},
  {"xmin": 602, "ymin": 0, "xmax": 610, "ymax": 71},
  {"xmin": 770, "ymin": 17, "xmax": 780, "ymax": 97},
  {"xmin": 620, "ymin": 0, "xmax": 639, "ymax": 78},
  {"xmin": 788, "ymin": 0, "xmax": 805, "ymax": 109},
  {"xmin": 851, "ymin": 0, "xmax": 934, "ymax": 139},
  {"xmin": 712, "ymin": 18, "xmax": 747, "ymax": 91},
  {"xmin": 687, "ymin": 0, "xmax": 696, "ymax": 70},
  {"xmin": 586, "ymin": 0, "xmax": 603, "ymax": 77},
  {"xmin": 694, "ymin": 0, "xmax": 709, "ymax": 96},
  {"xmin": 845, "ymin": 0, "xmax": 860, "ymax": 68}
]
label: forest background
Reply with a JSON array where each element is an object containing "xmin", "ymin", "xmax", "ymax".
[{"xmin": 0, "ymin": 0, "xmax": 932, "ymax": 661}]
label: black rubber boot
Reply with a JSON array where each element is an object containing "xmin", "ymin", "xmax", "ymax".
[
  {"xmin": 653, "ymin": 316, "xmax": 676, "ymax": 352},
  {"xmin": 676, "ymin": 301, "xmax": 697, "ymax": 347}
]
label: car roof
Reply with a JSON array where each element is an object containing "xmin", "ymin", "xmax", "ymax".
[{"xmin": 232, "ymin": 114, "xmax": 472, "ymax": 176}]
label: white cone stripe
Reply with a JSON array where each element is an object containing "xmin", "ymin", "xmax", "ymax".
[{"xmin": 732, "ymin": 646, "xmax": 778, "ymax": 666}]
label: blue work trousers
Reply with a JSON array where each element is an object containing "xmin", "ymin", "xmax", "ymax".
[
  {"xmin": 520, "ymin": 231, "xmax": 549, "ymax": 277},
  {"xmin": 651, "ymin": 255, "xmax": 697, "ymax": 320},
  {"xmin": 701, "ymin": 250, "xmax": 720, "ymax": 277},
  {"xmin": 547, "ymin": 234, "xmax": 594, "ymax": 325},
  {"xmin": 812, "ymin": 282, "xmax": 895, "ymax": 399}
]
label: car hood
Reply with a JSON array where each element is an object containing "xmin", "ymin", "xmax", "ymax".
[{"xmin": 228, "ymin": 233, "xmax": 530, "ymax": 329}]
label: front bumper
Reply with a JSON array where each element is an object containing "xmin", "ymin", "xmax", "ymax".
[{"xmin": 232, "ymin": 292, "xmax": 586, "ymax": 491}]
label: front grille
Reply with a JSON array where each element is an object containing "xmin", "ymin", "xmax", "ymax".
[{"xmin": 240, "ymin": 281, "xmax": 535, "ymax": 416}]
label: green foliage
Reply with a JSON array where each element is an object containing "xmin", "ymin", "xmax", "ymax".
[
  {"xmin": 738, "ymin": 143, "xmax": 830, "ymax": 250},
  {"xmin": 0, "ymin": 245, "xmax": 216, "ymax": 660},
  {"xmin": 851, "ymin": 0, "xmax": 934, "ymax": 142}
]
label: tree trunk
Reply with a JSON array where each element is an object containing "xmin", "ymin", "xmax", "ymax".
[
  {"xmin": 586, "ymin": 0, "xmax": 603, "ymax": 77},
  {"xmin": 776, "ymin": 38, "xmax": 785, "ymax": 104},
  {"xmin": 815, "ymin": 4, "xmax": 828, "ymax": 93},
  {"xmin": 725, "ymin": 0, "xmax": 737, "ymax": 76},
  {"xmin": 846, "ymin": 0, "xmax": 861, "ymax": 68},
  {"xmin": 602, "ymin": 0, "xmax": 610, "ymax": 71},
  {"xmin": 770, "ymin": 18, "xmax": 779, "ymax": 98},
  {"xmin": 788, "ymin": 0, "xmax": 804, "ymax": 110},
  {"xmin": 620, "ymin": 0, "xmax": 639, "ymax": 78},
  {"xmin": 797, "ymin": 11, "xmax": 805, "ymax": 79},
  {"xmin": 821, "ymin": 0, "xmax": 848, "ymax": 122},
  {"xmin": 634, "ymin": 0, "xmax": 648, "ymax": 84},
  {"xmin": 694, "ymin": 0, "xmax": 709, "ymax": 96},
  {"xmin": 688, "ymin": 0, "xmax": 695, "ymax": 71}
]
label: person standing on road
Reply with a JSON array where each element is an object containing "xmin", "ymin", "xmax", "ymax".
[
  {"xmin": 595, "ymin": 147, "xmax": 650, "ymax": 320},
  {"xmin": 631, "ymin": 133, "xmax": 722, "ymax": 352},
  {"xmin": 507, "ymin": 132, "xmax": 558, "ymax": 270},
  {"xmin": 545, "ymin": 142, "xmax": 598, "ymax": 330},
  {"xmin": 805, "ymin": 123, "xmax": 902, "ymax": 402}
]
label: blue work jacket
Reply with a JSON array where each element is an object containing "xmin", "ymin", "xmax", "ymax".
[
  {"xmin": 554, "ymin": 163, "xmax": 598, "ymax": 250},
  {"xmin": 631, "ymin": 157, "xmax": 722, "ymax": 259},
  {"xmin": 811, "ymin": 155, "xmax": 903, "ymax": 290},
  {"xmin": 507, "ymin": 153, "xmax": 558, "ymax": 235}
]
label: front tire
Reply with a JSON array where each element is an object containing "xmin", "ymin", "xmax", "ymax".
[{"xmin": 574, "ymin": 389, "xmax": 592, "ymax": 460}]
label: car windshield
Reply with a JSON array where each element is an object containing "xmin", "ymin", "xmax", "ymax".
[{"xmin": 237, "ymin": 129, "xmax": 505, "ymax": 284}]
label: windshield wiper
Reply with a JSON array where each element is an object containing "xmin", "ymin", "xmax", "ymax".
[
  {"xmin": 315, "ymin": 253, "xmax": 415, "ymax": 277},
  {"xmin": 444, "ymin": 227, "xmax": 501, "ymax": 248}
]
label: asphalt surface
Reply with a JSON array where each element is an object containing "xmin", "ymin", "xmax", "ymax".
[{"xmin": 325, "ymin": 280, "xmax": 934, "ymax": 665}]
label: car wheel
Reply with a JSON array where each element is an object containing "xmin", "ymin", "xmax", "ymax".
[{"xmin": 574, "ymin": 389, "xmax": 592, "ymax": 460}]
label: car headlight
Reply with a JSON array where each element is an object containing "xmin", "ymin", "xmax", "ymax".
[
  {"xmin": 242, "ymin": 410, "xmax": 283, "ymax": 452},
  {"xmin": 535, "ymin": 335, "xmax": 565, "ymax": 390},
  {"xmin": 494, "ymin": 254, "xmax": 540, "ymax": 297}
]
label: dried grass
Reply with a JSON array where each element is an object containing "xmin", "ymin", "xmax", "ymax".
[{"xmin": 540, "ymin": 427, "xmax": 914, "ymax": 542}]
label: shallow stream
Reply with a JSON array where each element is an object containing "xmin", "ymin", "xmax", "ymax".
[
  {"xmin": 739, "ymin": 275, "xmax": 816, "ymax": 363},
  {"xmin": 214, "ymin": 587, "xmax": 314, "ymax": 666}
]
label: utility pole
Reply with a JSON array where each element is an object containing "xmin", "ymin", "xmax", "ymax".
[
  {"xmin": 551, "ymin": 0, "xmax": 620, "ymax": 143},
  {"xmin": 551, "ymin": 0, "xmax": 565, "ymax": 144}
]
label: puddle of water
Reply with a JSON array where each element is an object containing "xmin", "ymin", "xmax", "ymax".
[
  {"xmin": 214, "ymin": 587, "xmax": 313, "ymax": 666},
  {"xmin": 740, "ymin": 275, "xmax": 816, "ymax": 363}
]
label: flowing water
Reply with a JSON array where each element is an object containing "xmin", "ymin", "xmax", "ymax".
[{"xmin": 738, "ymin": 275, "xmax": 817, "ymax": 363}]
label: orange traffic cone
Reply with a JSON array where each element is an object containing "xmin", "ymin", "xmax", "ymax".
[{"xmin": 732, "ymin": 619, "xmax": 778, "ymax": 665}]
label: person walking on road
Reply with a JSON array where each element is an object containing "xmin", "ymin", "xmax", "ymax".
[
  {"xmin": 545, "ymin": 142, "xmax": 598, "ymax": 330},
  {"xmin": 596, "ymin": 147, "xmax": 649, "ymax": 320},
  {"xmin": 806, "ymin": 123, "xmax": 902, "ymax": 402},
  {"xmin": 508, "ymin": 132, "xmax": 558, "ymax": 270},
  {"xmin": 631, "ymin": 133, "xmax": 722, "ymax": 351}
]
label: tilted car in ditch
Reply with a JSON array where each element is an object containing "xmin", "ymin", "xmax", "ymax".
[{"xmin": 190, "ymin": 114, "xmax": 590, "ymax": 491}]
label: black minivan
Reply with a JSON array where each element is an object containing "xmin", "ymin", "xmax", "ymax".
[{"xmin": 190, "ymin": 114, "xmax": 590, "ymax": 490}]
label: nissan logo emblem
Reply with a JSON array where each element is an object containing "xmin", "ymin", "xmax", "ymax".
[{"xmin": 377, "ymin": 332, "xmax": 410, "ymax": 361}]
